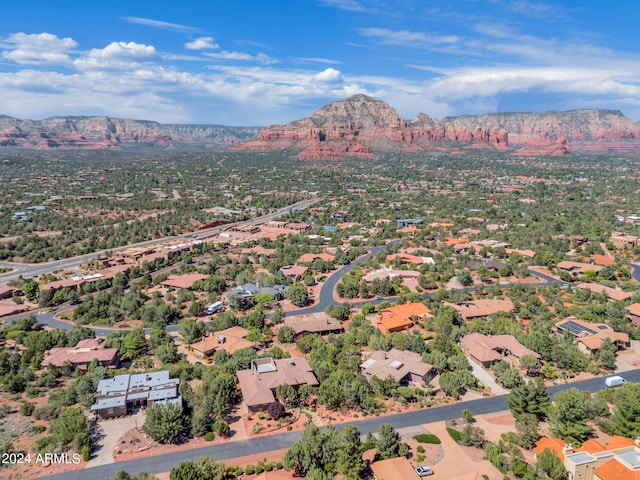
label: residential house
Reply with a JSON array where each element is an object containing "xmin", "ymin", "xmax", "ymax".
[
  {"xmin": 555, "ymin": 317, "xmax": 629, "ymax": 355},
  {"xmin": 227, "ymin": 283, "xmax": 289, "ymax": 302},
  {"xmin": 376, "ymin": 302, "xmax": 432, "ymax": 334},
  {"xmin": 41, "ymin": 338, "xmax": 119, "ymax": 370},
  {"xmin": 466, "ymin": 260, "xmax": 508, "ymax": 271},
  {"xmin": 370, "ymin": 457, "xmax": 421, "ymax": 480},
  {"xmin": 360, "ymin": 348, "xmax": 434, "ymax": 386},
  {"xmin": 534, "ymin": 436, "xmax": 640, "ymax": 480},
  {"xmin": 236, "ymin": 357, "xmax": 319, "ymax": 412},
  {"xmin": 190, "ymin": 326, "xmax": 257, "ymax": 356},
  {"xmin": 446, "ymin": 299, "xmax": 514, "ymax": 321},
  {"xmin": 577, "ymin": 283, "xmax": 632, "ymax": 302},
  {"xmin": 396, "ymin": 218, "xmax": 424, "ymax": 228},
  {"xmin": 0, "ymin": 284, "xmax": 19, "ymax": 299},
  {"xmin": 556, "ymin": 261, "xmax": 603, "ymax": 277},
  {"xmin": 297, "ymin": 253, "xmax": 334, "ymax": 264},
  {"xmin": 386, "ymin": 253, "xmax": 435, "ymax": 265},
  {"xmin": 460, "ymin": 333, "xmax": 540, "ymax": 368},
  {"xmin": 90, "ymin": 370, "xmax": 180, "ymax": 419},
  {"xmin": 625, "ymin": 303, "xmax": 640, "ymax": 326},
  {"xmin": 283, "ymin": 313, "xmax": 343, "ymax": 337},
  {"xmin": 592, "ymin": 254, "xmax": 616, "ymax": 266},
  {"xmin": 280, "ymin": 265, "xmax": 308, "ymax": 282},
  {"xmin": 609, "ymin": 233, "xmax": 640, "ymax": 249},
  {"xmin": 0, "ymin": 299, "xmax": 29, "ymax": 318},
  {"xmin": 161, "ymin": 273, "xmax": 209, "ymax": 289}
]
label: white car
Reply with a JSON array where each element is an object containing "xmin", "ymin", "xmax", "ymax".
[{"xmin": 415, "ymin": 465, "xmax": 434, "ymax": 476}]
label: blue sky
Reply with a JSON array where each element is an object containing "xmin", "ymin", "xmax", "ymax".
[{"xmin": 1, "ymin": 0, "xmax": 639, "ymax": 125}]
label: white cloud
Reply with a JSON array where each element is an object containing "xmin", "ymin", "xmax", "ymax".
[
  {"xmin": 185, "ymin": 37, "xmax": 219, "ymax": 50},
  {"xmin": 74, "ymin": 42, "xmax": 161, "ymax": 71},
  {"xmin": 358, "ymin": 28, "xmax": 460, "ymax": 47},
  {"xmin": 294, "ymin": 57, "xmax": 342, "ymax": 65},
  {"xmin": 1, "ymin": 32, "xmax": 77, "ymax": 66},
  {"xmin": 319, "ymin": 0, "xmax": 367, "ymax": 12},
  {"xmin": 203, "ymin": 50, "xmax": 277, "ymax": 64},
  {"xmin": 121, "ymin": 17, "xmax": 201, "ymax": 33},
  {"xmin": 312, "ymin": 67, "xmax": 343, "ymax": 84}
]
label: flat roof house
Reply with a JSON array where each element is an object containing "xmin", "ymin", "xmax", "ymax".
[
  {"xmin": 236, "ymin": 357, "xmax": 318, "ymax": 412},
  {"xmin": 90, "ymin": 370, "xmax": 180, "ymax": 419}
]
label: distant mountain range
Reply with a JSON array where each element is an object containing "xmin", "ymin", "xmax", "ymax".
[
  {"xmin": 0, "ymin": 115, "xmax": 261, "ymax": 150},
  {"xmin": 2, "ymin": 95, "xmax": 640, "ymax": 156}
]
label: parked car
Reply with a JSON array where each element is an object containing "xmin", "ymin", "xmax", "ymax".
[
  {"xmin": 605, "ymin": 375, "xmax": 626, "ymax": 388},
  {"xmin": 415, "ymin": 465, "xmax": 434, "ymax": 476}
]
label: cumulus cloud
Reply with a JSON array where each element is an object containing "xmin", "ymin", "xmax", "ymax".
[
  {"xmin": 185, "ymin": 37, "xmax": 219, "ymax": 50},
  {"xmin": 1, "ymin": 32, "xmax": 77, "ymax": 66},
  {"xmin": 312, "ymin": 67, "xmax": 343, "ymax": 84},
  {"xmin": 74, "ymin": 42, "xmax": 161, "ymax": 71}
]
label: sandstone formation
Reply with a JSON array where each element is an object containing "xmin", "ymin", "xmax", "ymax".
[
  {"xmin": 235, "ymin": 95, "xmax": 640, "ymax": 158},
  {"xmin": 0, "ymin": 115, "xmax": 261, "ymax": 150}
]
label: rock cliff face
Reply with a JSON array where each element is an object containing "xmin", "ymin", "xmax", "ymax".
[
  {"xmin": 0, "ymin": 115, "xmax": 261, "ymax": 150},
  {"xmin": 235, "ymin": 95, "xmax": 640, "ymax": 157}
]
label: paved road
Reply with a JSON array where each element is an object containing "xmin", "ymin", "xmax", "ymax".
[
  {"xmin": 0, "ymin": 198, "xmax": 321, "ymax": 284},
  {"xmin": 36, "ymin": 368, "xmax": 640, "ymax": 480}
]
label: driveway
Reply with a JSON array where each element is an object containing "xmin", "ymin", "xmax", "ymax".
[
  {"xmin": 87, "ymin": 410, "xmax": 145, "ymax": 468},
  {"xmin": 615, "ymin": 340, "xmax": 640, "ymax": 372},
  {"xmin": 466, "ymin": 357, "xmax": 509, "ymax": 396}
]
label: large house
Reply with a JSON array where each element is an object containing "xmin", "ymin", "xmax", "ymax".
[
  {"xmin": 446, "ymin": 299, "xmax": 514, "ymax": 321},
  {"xmin": 161, "ymin": 273, "xmax": 209, "ymax": 289},
  {"xmin": 236, "ymin": 357, "xmax": 318, "ymax": 412},
  {"xmin": 227, "ymin": 283, "xmax": 289, "ymax": 302},
  {"xmin": 360, "ymin": 348, "xmax": 434, "ymax": 386},
  {"xmin": 376, "ymin": 302, "xmax": 432, "ymax": 334},
  {"xmin": 283, "ymin": 313, "xmax": 343, "ymax": 338},
  {"xmin": 555, "ymin": 317, "xmax": 629, "ymax": 355},
  {"xmin": 460, "ymin": 333, "xmax": 539, "ymax": 368},
  {"xmin": 534, "ymin": 436, "xmax": 640, "ymax": 480},
  {"xmin": 90, "ymin": 370, "xmax": 181, "ymax": 419},
  {"xmin": 556, "ymin": 261, "xmax": 603, "ymax": 277},
  {"xmin": 41, "ymin": 338, "xmax": 119, "ymax": 370},
  {"xmin": 190, "ymin": 326, "xmax": 257, "ymax": 356}
]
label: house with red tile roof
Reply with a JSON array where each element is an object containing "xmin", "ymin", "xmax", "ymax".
[
  {"xmin": 370, "ymin": 456, "xmax": 421, "ymax": 480},
  {"xmin": 577, "ymin": 283, "xmax": 633, "ymax": 302},
  {"xmin": 625, "ymin": 303, "xmax": 640, "ymax": 326},
  {"xmin": 535, "ymin": 435, "xmax": 640, "ymax": 480},
  {"xmin": 0, "ymin": 299, "xmax": 29, "ymax": 318},
  {"xmin": 592, "ymin": 254, "xmax": 616, "ymax": 266},
  {"xmin": 280, "ymin": 265, "xmax": 308, "ymax": 282},
  {"xmin": 376, "ymin": 302, "xmax": 431, "ymax": 334}
]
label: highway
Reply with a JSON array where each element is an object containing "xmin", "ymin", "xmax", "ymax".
[
  {"xmin": 37, "ymin": 367, "xmax": 640, "ymax": 480},
  {"xmin": 0, "ymin": 198, "xmax": 321, "ymax": 284}
]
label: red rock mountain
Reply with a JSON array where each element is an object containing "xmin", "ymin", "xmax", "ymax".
[
  {"xmin": 236, "ymin": 95, "xmax": 640, "ymax": 157},
  {"xmin": 0, "ymin": 115, "xmax": 261, "ymax": 150}
]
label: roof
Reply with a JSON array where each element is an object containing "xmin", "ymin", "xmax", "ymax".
[
  {"xmin": 237, "ymin": 357, "xmax": 318, "ymax": 409},
  {"xmin": 533, "ymin": 438, "xmax": 566, "ymax": 458},
  {"xmin": 280, "ymin": 265, "xmax": 308, "ymax": 277},
  {"xmin": 297, "ymin": 253, "xmax": 334, "ymax": 263},
  {"xmin": 160, "ymin": 273, "xmax": 209, "ymax": 289},
  {"xmin": 461, "ymin": 333, "xmax": 540, "ymax": 362},
  {"xmin": 556, "ymin": 261, "xmax": 603, "ymax": 273},
  {"xmin": 595, "ymin": 459, "xmax": 640, "ymax": 480},
  {"xmin": 593, "ymin": 254, "xmax": 616, "ymax": 266},
  {"xmin": 577, "ymin": 283, "xmax": 633, "ymax": 301},
  {"xmin": 253, "ymin": 470, "xmax": 296, "ymax": 480},
  {"xmin": 377, "ymin": 302, "xmax": 431, "ymax": 333},
  {"xmin": 386, "ymin": 253, "xmax": 434, "ymax": 265},
  {"xmin": 577, "ymin": 435, "xmax": 636, "ymax": 454},
  {"xmin": 447, "ymin": 299, "xmax": 514, "ymax": 319},
  {"xmin": 556, "ymin": 317, "xmax": 629, "ymax": 347},
  {"xmin": 626, "ymin": 303, "xmax": 640, "ymax": 316},
  {"xmin": 190, "ymin": 326, "xmax": 256, "ymax": 356},
  {"xmin": 505, "ymin": 248, "xmax": 536, "ymax": 258},
  {"xmin": 283, "ymin": 313, "xmax": 343, "ymax": 335},
  {"xmin": 0, "ymin": 284, "xmax": 18, "ymax": 298},
  {"xmin": 0, "ymin": 300, "xmax": 29, "ymax": 317},
  {"xmin": 41, "ymin": 338, "xmax": 119, "ymax": 368},
  {"xmin": 370, "ymin": 456, "xmax": 419, "ymax": 480},
  {"xmin": 360, "ymin": 348, "xmax": 433, "ymax": 383}
]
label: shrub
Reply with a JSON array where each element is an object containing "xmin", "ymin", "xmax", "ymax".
[
  {"xmin": 245, "ymin": 465, "xmax": 255, "ymax": 475},
  {"xmin": 20, "ymin": 402, "xmax": 35, "ymax": 417},
  {"xmin": 204, "ymin": 432, "xmax": 215, "ymax": 441},
  {"xmin": 416, "ymin": 455, "xmax": 425, "ymax": 462},
  {"xmin": 417, "ymin": 445, "xmax": 425, "ymax": 453},
  {"xmin": 30, "ymin": 425, "xmax": 46, "ymax": 435},
  {"xmin": 446, "ymin": 427, "xmax": 462, "ymax": 444},
  {"xmin": 413, "ymin": 433, "xmax": 441, "ymax": 444},
  {"xmin": 255, "ymin": 464, "xmax": 264, "ymax": 474},
  {"xmin": 275, "ymin": 461, "xmax": 283, "ymax": 470},
  {"xmin": 253, "ymin": 422, "xmax": 265, "ymax": 434}
]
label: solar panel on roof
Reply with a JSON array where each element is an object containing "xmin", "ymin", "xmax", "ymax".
[
  {"xmin": 559, "ymin": 320, "xmax": 597, "ymax": 336},
  {"xmin": 597, "ymin": 325, "xmax": 608, "ymax": 330}
]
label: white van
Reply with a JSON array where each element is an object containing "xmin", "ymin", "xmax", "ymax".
[
  {"xmin": 206, "ymin": 301, "xmax": 224, "ymax": 315},
  {"xmin": 605, "ymin": 376, "xmax": 626, "ymax": 388}
]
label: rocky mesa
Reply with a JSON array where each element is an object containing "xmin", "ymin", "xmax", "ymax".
[
  {"xmin": 234, "ymin": 95, "xmax": 640, "ymax": 158},
  {"xmin": 0, "ymin": 115, "xmax": 261, "ymax": 150}
]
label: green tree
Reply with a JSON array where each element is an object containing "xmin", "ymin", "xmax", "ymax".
[
  {"xmin": 286, "ymin": 283, "xmax": 309, "ymax": 307},
  {"xmin": 277, "ymin": 325, "xmax": 296, "ymax": 344},
  {"xmin": 376, "ymin": 423, "xmax": 408, "ymax": 460},
  {"xmin": 179, "ymin": 318, "xmax": 206, "ymax": 345},
  {"xmin": 335, "ymin": 424, "xmax": 365, "ymax": 480},
  {"xmin": 505, "ymin": 378, "xmax": 549, "ymax": 419},
  {"xmin": 595, "ymin": 337, "xmax": 617, "ymax": 370},
  {"xmin": 605, "ymin": 382, "xmax": 640, "ymax": 438},
  {"xmin": 275, "ymin": 383, "xmax": 297, "ymax": 408},
  {"xmin": 459, "ymin": 423, "xmax": 485, "ymax": 447},
  {"xmin": 169, "ymin": 457, "xmax": 226, "ymax": 480},
  {"xmin": 439, "ymin": 371, "xmax": 463, "ymax": 399},
  {"xmin": 143, "ymin": 402, "xmax": 188, "ymax": 444},
  {"xmin": 519, "ymin": 354, "xmax": 542, "ymax": 376},
  {"xmin": 52, "ymin": 407, "xmax": 92, "ymax": 453},
  {"xmin": 156, "ymin": 341, "xmax": 178, "ymax": 365},
  {"xmin": 121, "ymin": 328, "xmax": 147, "ymax": 360},
  {"xmin": 547, "ymin": 388, "xmax": 592, "ymax": 444},
  {"xmin": 536, "ymin": 448, "xmax": 568, "ymax": 480},
  {"xmin": 515, "ymin": 413, "xmax": 539, "ymax": 449},
  {"xmin": 23, "ymin": 280, "xmax": 39, "ymax": 300}
]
